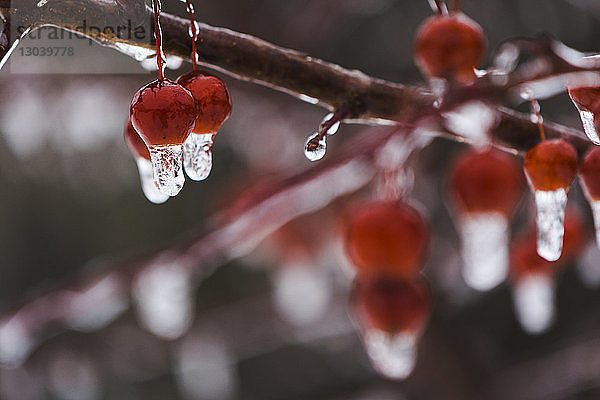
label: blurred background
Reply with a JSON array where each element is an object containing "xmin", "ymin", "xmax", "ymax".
[{"xmin": 0, "ymin": 0, "xmax": 600, "ymax": 399}]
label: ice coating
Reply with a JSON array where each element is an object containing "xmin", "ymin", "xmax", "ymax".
[
  {"xmin": 183, "ymin": 133, "xmax": 213, "ymax": 181},
  {"xmin": 513, "ymin": 274, "xmax": 555, "ymax": 334},
  {"xmin": 304, "ymin": 132, "xmax": 327, "ymax": 161},
  {"xmin": 149, "ymin": 145, "xmax": 186, "ymax": 196},
  {"xmin": 136, "ymin": 158, "xmax": 169, "ymax": 204},
  {"xmin": 576, "ymin": 108, "xmax": 600, "ymax": 145},
  {"xmin": 460, "ymin": 212, "xmax": 509, "ymax": 291},
  {"xmin": 363, "ymin": 329, "xmax": 418, "ymax": 380},
  {"xmin": 534, "ymin": 188, "xmax": 567, "ymax": 261},
  {"xmin": 320, "ymin": 113, "xmax": 341, "ymax": 136}
]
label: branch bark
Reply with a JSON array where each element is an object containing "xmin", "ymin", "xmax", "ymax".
[{"xmin": 1, "ymin": 0, "xmax": 595, "ymax": 153}]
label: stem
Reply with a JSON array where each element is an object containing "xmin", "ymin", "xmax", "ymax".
[
  {"xmin": 529, "ymin": 99, "xmax": 546, "ymax": 141},
  {"xmin": 428, "ymin": 0, "xmax": 449, "ymax": 16},
  {"xmin": 152, "ymin": 0, "xmax": 165, "ymax": 81},
  {"xmin": 184, "ymin": 0, "xmax": 198, "ymax": 72},
  {"xmin": 450, "ymin": 0, "xmax": 461, "ymax": 13}
]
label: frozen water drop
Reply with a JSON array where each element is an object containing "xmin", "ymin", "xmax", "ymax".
[
  {"xmin": 460, "ymin": 212, "xmax": 509, "ymax": 291},
  {"xmin": 578, "ymin": 243, "xmax": 600, "ymax": 288},
  {"xmin": 304, "ymin": 132, "xmax": 326, "ymax": 161},
  {"xmin": 149, "ymin": 145, "xmax": 185, "ymax": 197},
  {"xmin": 320, "ymin": 113, "xmax": 340, "ymax": 136},
  {"xmin": 576, "ymin": 108, "xmax": 600, "ymax": 145},
  {"xmin": 183, "ymin": 133, "xmax": 213, "ymax": 181},
  {"xmin": 513, "ymin": 274, "xmax": 555, "ymax": 335},
  {"xmin": 363, "ymin": 329, "xmax": 417, "ymax": 380},
  {"xmin": 534, "ymin": 189, "xmax": 567, "ymax": 261},
  {"xmin": 136, "ymin": 158, "xmax": 169, "ymax": 204},
  {"xmin": 589, "ymin": 199, "xmax": 600, "ymax": 247}
]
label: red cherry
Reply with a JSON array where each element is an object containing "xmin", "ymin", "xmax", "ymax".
[
  {"xmin": 579, "ymin": 146, "xmax": 600, "ymax": 200},
  {"xmin": 124, "ymin": 119, "xmax": 150, "ymax": 161},
  {"xmin": 523, "ymin": 139, "xmax": 578, "ymax": 192},
  {"xmin": 352, "ymin": 275, "xmax": 430, "ymax": 335},
  {"xmin": 176, "ymin": 71, "xmax": 232, "ymax": 134},
  {"xmin": 414, "ymin": 12, "xmax": 486, "ymax": 83},
  {"xmin": 343, "ymin": 200, "xmax": 429, "ymax": 278},
  {"xmin": 449, "ymin": 148, "xmax": 522, "ymax": 215},
  {"xmin": 130, "ymin": 79, "xmax": 197, "ymax": 147},
  {"xmin": 568, "ymin": 87, "xmax": 600, "ymax": 114}
]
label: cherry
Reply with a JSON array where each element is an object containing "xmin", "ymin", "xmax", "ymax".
[
  {"xmin": 176, "ymin": 71, "xmax": 232, "ymax": 134},
  {"xmin": 449, "ymin": 148, "xmax": 522, "ymax": 215},
  {"xmin": 414, "ymin": 11, "xmax": 486, "ymax": 84},
  {"xmin": 130, "ymin": 79, "xmax": 197, "ymax": 147},
  {"xmin": 579, "ymin": 146, "xmax": 600, "ymax": 200},
  {"xmin": 568, "ymin": 87, "xmax": 600, "ymax": 114},
  {"xmin": 124, "ymin": 119, "xmax": 150, "ymax": 161},
  {"xmin": 343, "ymin": 200, "xmax": 429, "ymax": 278},
  {"xmin": 352, "ymin": 275, "xmax": 430, "ymax": 335},
  {"xmin": 523, "ymin": 139, "xmax": 578, "ymax": 192}
]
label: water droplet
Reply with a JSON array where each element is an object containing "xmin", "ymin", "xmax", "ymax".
[
  {"xmin": 576, "ymin": 108, "xmax": 600, "ymax": 145},
  {"xmin": 513, "ymin": 274, "xmax": 555, "ymax": 334},
  {"xmin": 183, "ymin": 133, "xmax": 213, "ymax": 181},
  {"xmin": 362, "ymin": 329, "xmax": 417, "ymax": 380},
  {"xmin": 320, "ymin": 113, "xmax": 340, "ymax": 136},
  {"xmin": 534, "ymin": 188, "xmax": 567, "ymax": 261},
  {"xmin": 149, "ymin": 145, "xmax": 185, "ymax": 197},
  {"xmin": 304, "ymin": 133, "xmax": 326, "ymax": 161},
  {"xmin": 136, "ymin": 158, "xmax": 169, "ymax": 204},
  {"xmin": 460, "ymin": 212, "xmax": 509, "ymax": 291}
]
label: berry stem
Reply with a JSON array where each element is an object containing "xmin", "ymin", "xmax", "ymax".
[
  {"xmin": 152, "ymin": 0, "xmax": 166, "ymax": 81},
  {"xmin": 305, "ymin": 106, "xmax": 352, "ymax": 153},
  {"xmin": 183, "ymin": 0, "xmax": 198, "ymax": 72},
  {"xmin": 529, "ymin": 99, "xmax": 546, "ymax": 141},
  {"xmin": 450, "ymin": 0, "xmax": 461, "ymax": 12},
  {"xmin": 427, "ymin": 0, "xmax": 449, "ymax": 16}
]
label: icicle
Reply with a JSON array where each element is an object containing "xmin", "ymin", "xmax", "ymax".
[
  {"xmin": 183, "ymin": 133, "xmax": 213, "ymax": 181},
  {"xmin": 589, "ymin": 200, "xmax": 600, "ymax": 247},
  {"xmin": 304, "ymin": 132, "xmax": 326, "ymax": 161},
  {"xmin": 513, "ymin": 274, "xmax": 555, "ymax": 335},
  {"xmin": 362, "ymin": 329, "xmax": 418, "ymax": 380},
  {"xmin": 149, "ymin": 145, "xmax": 185, "ymax": 197},
  {"xmin": 460, "ymin": 212, "xmax": 509, "ymax": 291},
  {"xmin": 577, "ymin": 243, "xmax": 600, "ymax": 288},
  {"xmin": 534, "ymin": 188, "xmax": 567, "ymax": 261},
  {"xmin": 575, "ymin": 108, "xmax": 600, "ymax": 145},
  {"xmin": 136, "ymin": 158, "xmax": 169, "ymax": 204}
]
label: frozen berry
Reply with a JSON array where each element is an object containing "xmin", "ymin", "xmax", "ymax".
[
  {"xmin": 176, "ymin": 71, "xmax": 231, "ymax": 134},
  {"xmin": 343, "ymin": 200, "xmax": 429, "ymax": 278},
  {"xmin": 414, "ymin": 12, "xmax": 486, "ymax": 83},
  {"xmin": 523, "ymin": 139, "xmax": 578, "ymax": 192},
  {"xmin": 130, "ymin": 79, "xmax": 197, "ymax": 147}
]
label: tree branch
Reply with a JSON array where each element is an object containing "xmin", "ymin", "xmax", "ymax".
[{"xmin": 2, "ymin": 0, "xmax": 596, "ymax": 153}]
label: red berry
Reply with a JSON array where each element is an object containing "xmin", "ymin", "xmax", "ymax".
[
  {"xmin": 352, "ymin": 275, "xmax": 430, "ymax": 335},
  {"xmin": 414, "ymin": 12, "xmax": 486, "ymax": 83},
  {"xmin": 343, "ymin": 200, "xmax": 429, "ymax": 278},
  {"xmin": 580, "ymin": 146, "xmax": 600, "ymax": 200},
  {"xmin": 568, "ymin": 87, "xmax": 600, "ymax": 114},
  {"xmin": 124, "ymin": 119, "xmax": 150, "ymax": 161},
  {"xmin": 449, "ymin": 149, "xmax": 522, "ymax": 215},
  {"xmin": 523, "ymin": 139, "xmax": 578, "ymax": 192},
  {"xmin": 176, "ymin": 71, "xmax": 232, "ymax": 134},
  {"xmin": 130, "ymin": 79, "xmax": 197, "ymax": 147}
]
